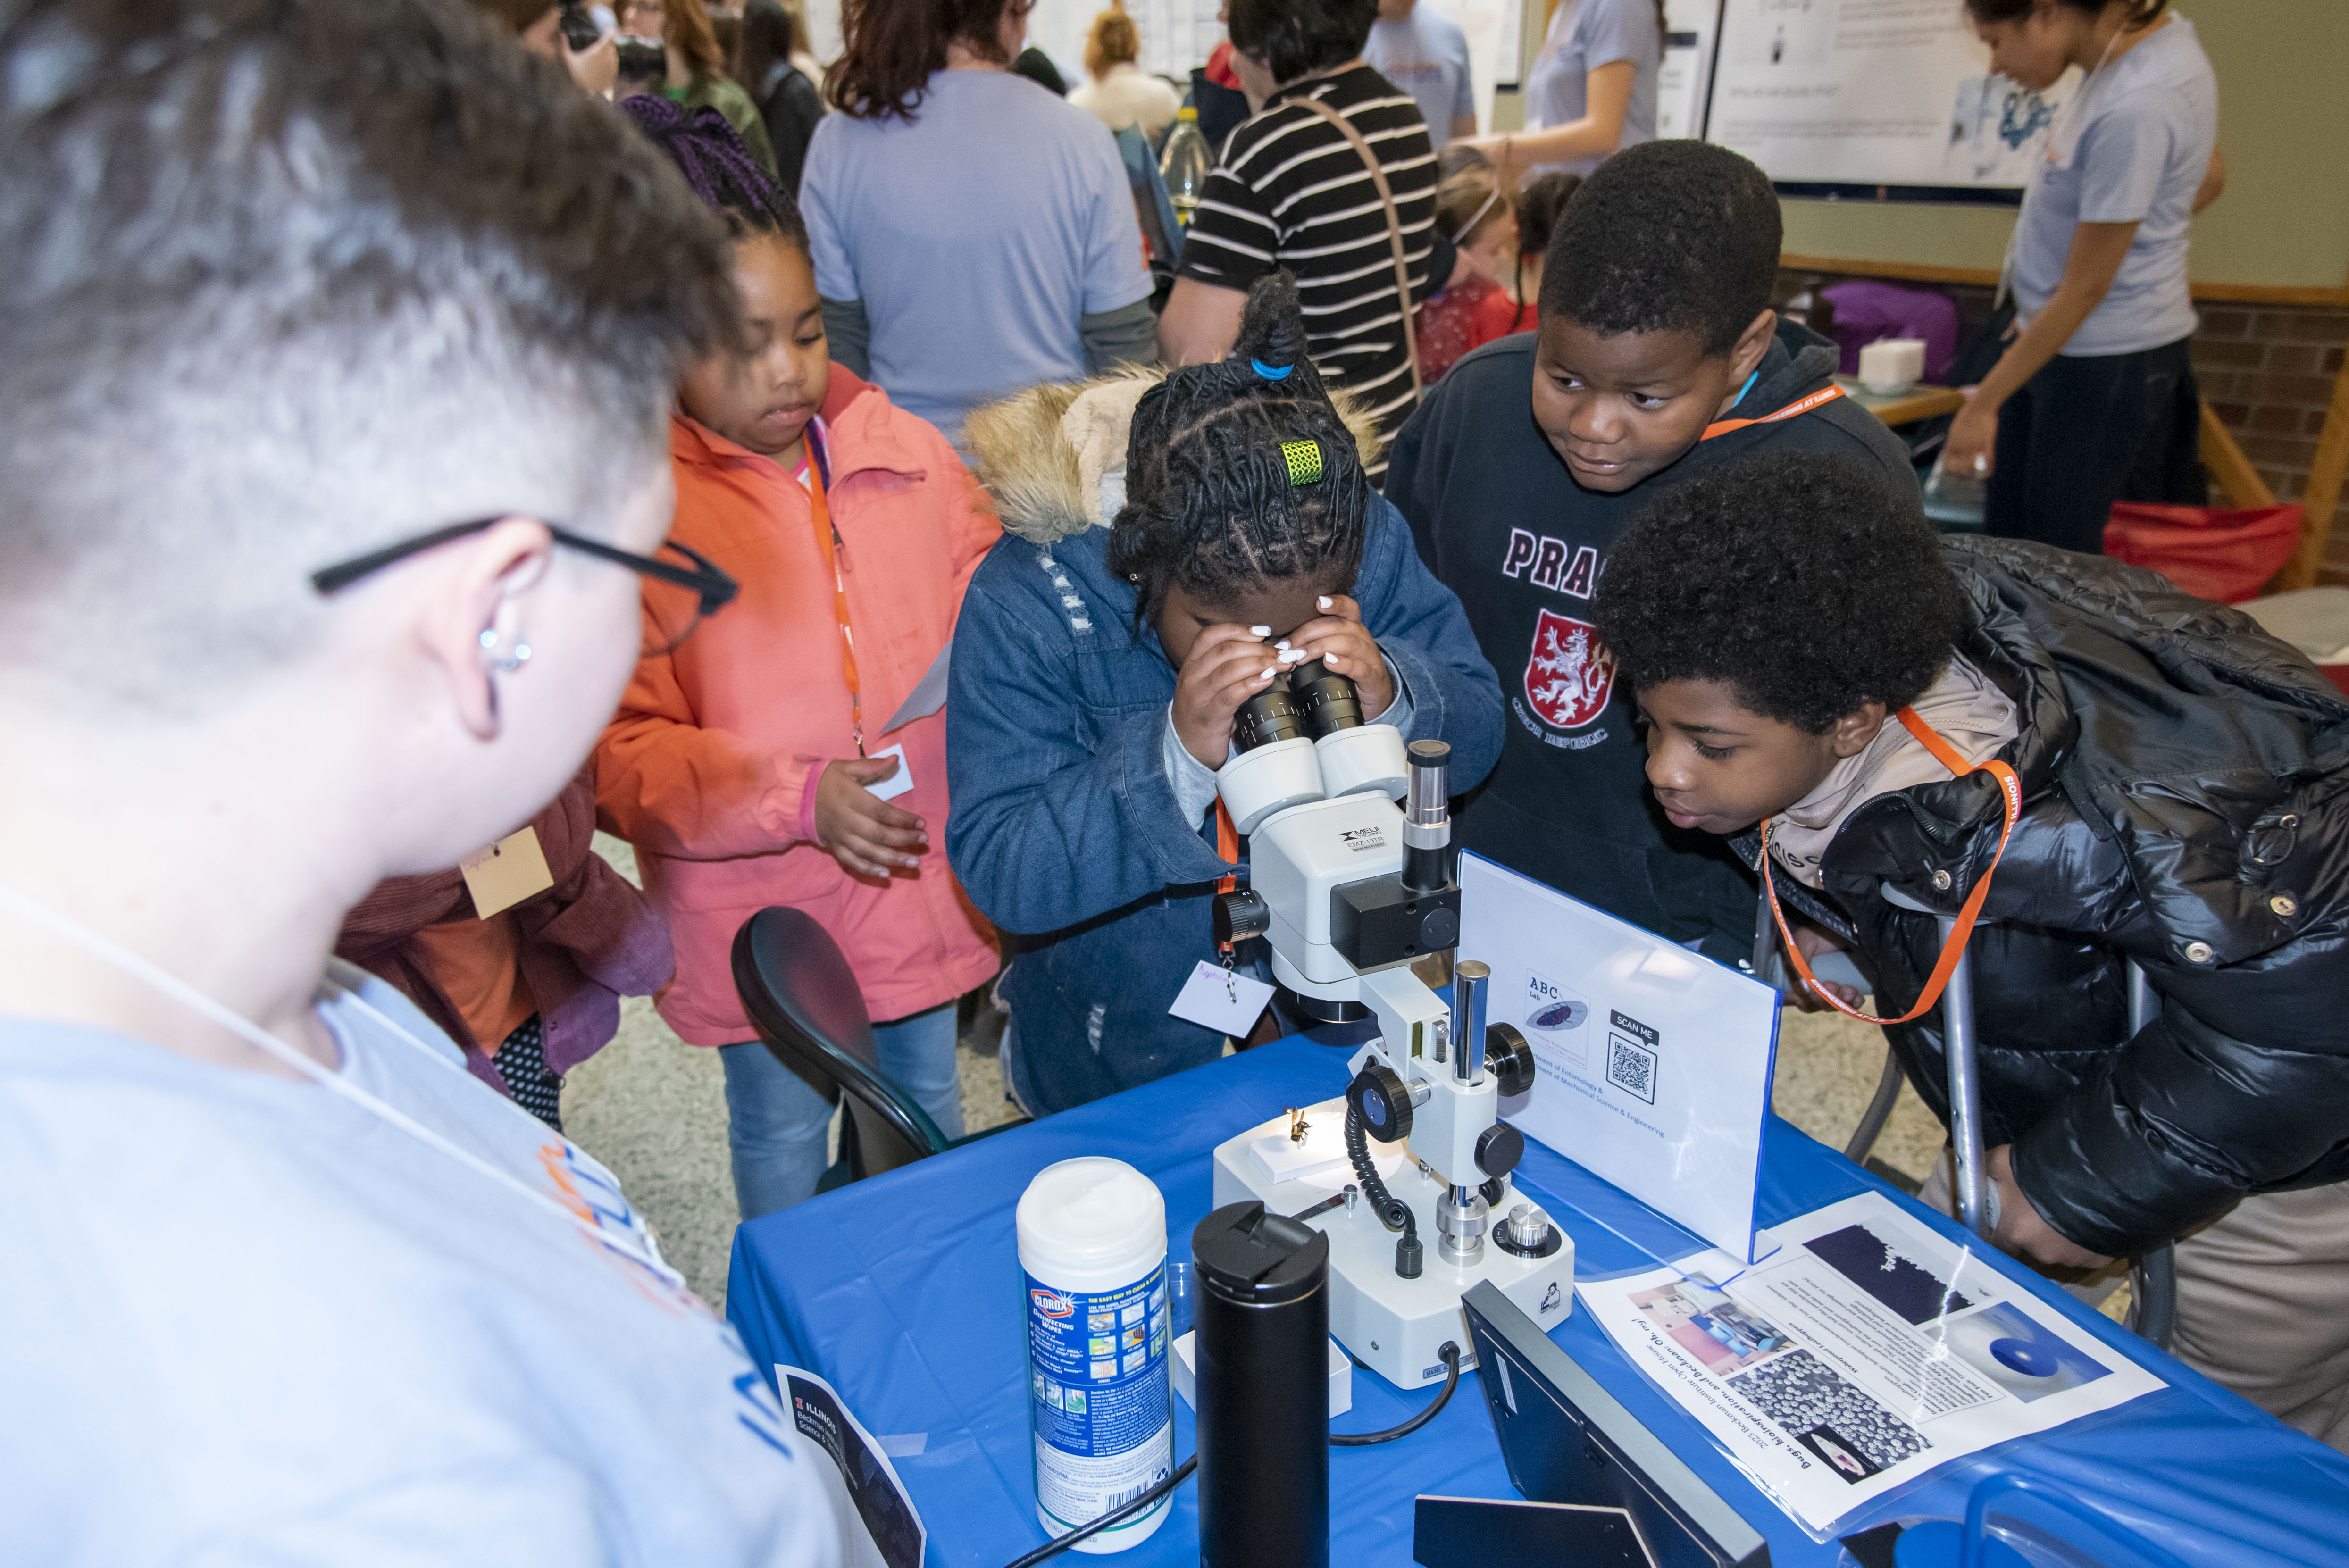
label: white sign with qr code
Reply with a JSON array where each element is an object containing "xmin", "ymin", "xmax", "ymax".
[{"xmin": 1458, "ymin": 852, "xmax": 1781, "ymax": 1262}]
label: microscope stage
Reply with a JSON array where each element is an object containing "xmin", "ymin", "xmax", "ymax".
[{"xmin": 1211, "ymin": 1098, "xmax": 1576, "ymax": 1390}]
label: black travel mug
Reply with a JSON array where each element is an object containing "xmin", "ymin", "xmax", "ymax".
[{"xmin": 1192, "ymin": 1200, "xmax": 1329, "ymax": 1568}]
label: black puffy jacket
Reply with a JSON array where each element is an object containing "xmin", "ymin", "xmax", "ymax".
[{"xmin": 1740, "ymin": 538, "xmax": 2349, "ymax": 1259}]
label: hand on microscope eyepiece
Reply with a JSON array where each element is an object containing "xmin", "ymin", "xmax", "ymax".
[
  {"xmin": 1171, "ymin": 622, "xmax": 1293, "ymax": 767},
  {"xmin": 1277, "ymin": 593, "xmax": 1393, "ymax": 718}
]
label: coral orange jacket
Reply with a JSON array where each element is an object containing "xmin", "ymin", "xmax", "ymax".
[{"xmin": 595, "ymin": 369, "xmax": 1003, "ymax": 1044}]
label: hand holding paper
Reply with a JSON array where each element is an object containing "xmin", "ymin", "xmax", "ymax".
[{"xmin": 816, "ymin": 756, "xmax": 926, "ymax": 878}]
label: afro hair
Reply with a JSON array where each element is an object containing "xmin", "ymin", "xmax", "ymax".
[
  {"xmin": 1539, "ymin": 140, "xmax": 1780, "ymax": 357},
  {"xmin": 1591, "ymin": 454, "xmax": 1965, "ymax": 734}
]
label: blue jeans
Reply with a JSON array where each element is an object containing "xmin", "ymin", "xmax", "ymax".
[{"xmin": 719, "ymin": 1001, "xmax": 966, "ymax": 1221}]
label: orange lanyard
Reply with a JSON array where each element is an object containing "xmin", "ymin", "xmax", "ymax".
[
  {"xmin": 803, "ymin": 450, "xmax": 865, "ymax": 757},
  {"xmin": 1760, "ymin": 707, "xmax": 2022, "ymax": 1026},
  {"xmin": 1701, "ymin": 384, "xmax": 1845, "ymax": 442},
  {"xmin": 1214, "ymin": 801, "xmax": 1241, "ymax": 961}
]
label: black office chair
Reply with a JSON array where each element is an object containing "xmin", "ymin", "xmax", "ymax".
[{"xmin": 731, "ymin": 906, "xmax": 1027, "ymax": 1192}]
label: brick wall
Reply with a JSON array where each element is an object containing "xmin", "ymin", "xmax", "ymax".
[
  {"xmin": 1776, "ymin": 269, "xmax": 2349, "ymax": 586},
  {"xmin": 2190, "ymin": 307, "xmax": 2349, "ymax": 584}
]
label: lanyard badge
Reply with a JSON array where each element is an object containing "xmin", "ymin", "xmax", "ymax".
[
  {"xmin": 803, "ymin": 444, "xmax": 865, "ymax": 757},
  {"xmin": 1761, "ymin": 707, "xmax": 2022, "ymax": 1025}
]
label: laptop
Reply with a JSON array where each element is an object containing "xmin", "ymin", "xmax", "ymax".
[{"xmin": 1446, "ymin": 1281, "xmax": 1771, "ymax": 1568}]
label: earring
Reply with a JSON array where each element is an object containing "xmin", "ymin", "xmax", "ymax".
[{"xmin": 479, "ymin": 627, "xmax": 533, "ymax": 673}]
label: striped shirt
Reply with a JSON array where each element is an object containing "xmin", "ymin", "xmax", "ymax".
[{"xmin": 1177, "ymin": 66, "xmax": 1438, "ymax": 441}]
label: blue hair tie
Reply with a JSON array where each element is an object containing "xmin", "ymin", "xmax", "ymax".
[{"xmin": 1250, "ymin": 359, "xmax": 1294, "ymax": 382}]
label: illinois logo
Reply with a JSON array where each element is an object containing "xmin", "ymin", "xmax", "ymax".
[{"xmin": 1525, "ymin": 609, "xmax": 1615, "ymax": 730}]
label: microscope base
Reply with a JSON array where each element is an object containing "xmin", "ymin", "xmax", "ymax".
[{"xmin": 1211, "ymin": 1099, "xmax": 1576, "ymax": 1390}]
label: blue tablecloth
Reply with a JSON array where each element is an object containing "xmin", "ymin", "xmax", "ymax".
[{"xmin": 728, "ymin": 1040, "xmax": 2349, "ymax": 1566}]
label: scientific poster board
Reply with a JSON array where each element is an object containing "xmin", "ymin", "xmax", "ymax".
[
  {"xmin": 1023, "ymin": 0, "xmax": 1518, "ymax": 130},
  {"xmin": 1124, "ymin": 0, "xmax": 1224, "ymax": 83},
  {"xmin": 1656, "ymin": 0, "xmax": 1722, "ymax": 141},
  {"xmin": 1705, "ymin": 0, "xmax": 2076, "ymax": 196}
]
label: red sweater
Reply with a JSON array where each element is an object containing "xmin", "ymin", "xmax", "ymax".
[{"xmin": 1417, "ymin": 274, "xmax": 1532, "ymax": 384}]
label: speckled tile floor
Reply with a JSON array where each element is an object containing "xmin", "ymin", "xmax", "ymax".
[{"xmin": 566, "ymin": 837, "xmax": 1951, "ymax": 1309}]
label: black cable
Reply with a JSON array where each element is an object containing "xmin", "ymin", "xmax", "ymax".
[
  {"xmin": 1001, "ymin": 1456, "xmax": 1198, "ymax": 1568},
  {"xmin": 1345, "ymin": 1097, "xmax": 1423, "ymax": 1276},
  {"xmin": 1330, "ymin": 1341, "xmax": 1462, "ymax": 1446},
  {"xmin": 1344, "ymin": 1101, "xmax": 1417, "ymax": 1245}
]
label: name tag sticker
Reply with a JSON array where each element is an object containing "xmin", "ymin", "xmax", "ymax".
[
  {"xmin": 459, "ymin": 825, "xmax": 555, "ymax": 918},
  {"xmin": 863, "ymin": 742, "xmax": 915, "ymax": 801},
  {"xmin": 1169, "ymin": 960, "xmax": 1275, "ymax": 1038}
]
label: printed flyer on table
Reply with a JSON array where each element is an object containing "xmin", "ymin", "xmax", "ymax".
[{"xmin": 1578, "ymin": 1192, "xmax": 2166, "ymax": 1539}]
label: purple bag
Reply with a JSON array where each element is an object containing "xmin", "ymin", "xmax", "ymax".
[{"xmin": 1822, "ymin": 280, "xmax": 1960, "ymax": 384}]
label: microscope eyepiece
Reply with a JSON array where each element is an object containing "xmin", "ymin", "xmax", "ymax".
[
  {"xmin": 1230, "ymin": 674, "xmax": 1306, "ymax": 752},
  {"xmin": 1288, "ymin": 658, "xmax": 1363, "ymax": 738},
  {"xmin": 1404, "ymin": 739, "xmax": 1451, "ymax": 827}
]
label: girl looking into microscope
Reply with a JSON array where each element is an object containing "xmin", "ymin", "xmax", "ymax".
[{"xmin": 946, "ymin": 275, "xmax": 1504, "ymax": 1117}]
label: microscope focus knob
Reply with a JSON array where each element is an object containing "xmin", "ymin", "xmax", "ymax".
[
  {"xmin": 1475, "ymin": 1122, "xmax": 1525, "ymax": 1180},
  {"xmin": 1349, "ymin": 1064, "xmax": 1413, "ymax": 1145},
  {"xmin": 1212, "ymin": 888, "xmax": 1271, "ymax": 947},
  {"xmin": 1487, "ymin": 1023, "xmax": 1536, "ymax": 1098}
]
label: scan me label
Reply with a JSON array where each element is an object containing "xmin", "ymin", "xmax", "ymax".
[{"xmin": 1024, "ymin": 1266, "xmax": 1173, "ymax": 1532}]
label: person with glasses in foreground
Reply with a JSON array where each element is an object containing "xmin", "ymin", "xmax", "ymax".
[
  {"xmin": 595, "ymin": 101, "xmax": 1003, "ymax": 1222},
  {"xmin": 320, "ymin": 518, "xmax": 731, "ymax": 1133},
  {"xmin": 0, "ymin": 0, "xmax": 847, "ymax": 1560}
]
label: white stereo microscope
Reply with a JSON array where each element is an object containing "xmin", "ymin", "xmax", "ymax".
[{"xmin": 1204, "ymin": 662, "xmax": 1574, "ymax": 1389}]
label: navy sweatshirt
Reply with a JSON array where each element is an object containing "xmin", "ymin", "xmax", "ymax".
[{"xmin": 1386, "ymin": 319, "xmax": 1921, "ymax": 962}]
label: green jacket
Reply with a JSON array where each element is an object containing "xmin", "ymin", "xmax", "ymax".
[{"xmin": 668, "ymin": 70, "xmax": 778, "ymax": 181}]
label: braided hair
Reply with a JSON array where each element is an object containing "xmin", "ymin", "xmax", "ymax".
[
  {"xmin": 1109, "ymin": 273, "xmax": 1370, "ymax": 631},
  {"xmin": 620, "ymin": 94, "xmax": 809, "ymax": 250}
]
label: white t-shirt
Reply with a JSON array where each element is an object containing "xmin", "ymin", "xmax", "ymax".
[
  {"xmin": 1363, "ymin": 7, "xmax": 1476, "ymax": 141},
  {"xmin": 0, "ymin": 962, "xmax": 843, "ymax": 1568},
  {"xmin": 800, "ymin": 69, "xmax": 1151, "ymax": 446},
  {"xmin": 1523, "ymin": 0, "xmax": 1660, "ymax": 177},
  {"xmin": 2010, "ymin": 15, "xmax": 2216, "ymax": 357}
]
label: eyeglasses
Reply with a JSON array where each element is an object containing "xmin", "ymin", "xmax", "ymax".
[{"xmin": 310, "ymin": 517, "xmax": 738, "ymax": 658}]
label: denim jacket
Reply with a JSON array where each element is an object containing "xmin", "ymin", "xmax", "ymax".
[{"xmin": 946, "ymin": 376, "xmax": 1501, "ymax": 1113}]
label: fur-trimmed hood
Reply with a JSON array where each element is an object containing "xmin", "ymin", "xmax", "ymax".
[{"xmin": 961, "ymin": 367, "xmax": 1389, "ymax": 545}]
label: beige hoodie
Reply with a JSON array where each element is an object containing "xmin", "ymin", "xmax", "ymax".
[{"xmin": 1767, "ymin": 653, "xmax": 2020, "ymax": 889}]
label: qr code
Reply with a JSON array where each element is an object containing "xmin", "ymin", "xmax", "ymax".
[
  {"xmin": 1730, "ymin": 1349, "xmax": 1930, "ymax": 1474},
  {"xmin": 1606, "ymin": 1031, "xmax": 1657, "ymax": 1103}
]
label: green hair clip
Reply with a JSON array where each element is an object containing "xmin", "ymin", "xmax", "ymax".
[{"xmin": 1280, "ymin": 439, "xmax": 1323, "ymax": 487}]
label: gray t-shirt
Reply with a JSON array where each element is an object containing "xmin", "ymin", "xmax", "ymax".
[
  {"xmin": 2011, "ymin": 14, "xmax": 2216, "ymax": 357},
  {"xmin": 801, "ymin": 70, "xmax": 1151, "ymax": 447},
  {"xmin": 1364, "ymin": 7, "xmax": 1476, "ymax": 141},
  {"xmin": 1523, "ymin": 0, "xmax": 1659, "ymax": 177},
  {"xmin": 0, "ymin": 964, "xmax": 843, "ymax": 1568}
]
